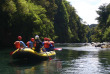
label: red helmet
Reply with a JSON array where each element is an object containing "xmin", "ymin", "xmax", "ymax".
[
  {"xmin": 31, "ymin": 38, "xmax": 34, "ymax": 42},
  {"xmin": 44, "ymin": 37, "xmax": 48, "ymax": 41},
  {"xmin": 44, "ymin": 37, "xmax": 50, "ymax": 41},
  {"xmin": 47, "ymin": 38, "xmax": 50, "ymax": 41},
  {"xmin": 18, "ymin": 36, "xmax": 22, "ymax": 40}
]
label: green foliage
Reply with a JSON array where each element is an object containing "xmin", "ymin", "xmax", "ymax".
[
  {"xmin": 91, "ymin": 28, "xmax": 103, "ymax": 42},
  {"xmin": 103, "ymin": 26, "xmax": 110, "ymax": 41},
  {"xmin": 2, "ymin": 0, "xmax": 16, "ymax": 14},
  {"xmin": 107, "ymin": 14, "xmax": 110, "ymax": 25},
  {"xmin": 15, "ymin": 0, "xmax": 29, "ymax": 14},
  {"xmin": 96, "ymin": 4, "xmax": 109, "ymax": 30},
  {"xmin": 64, "ymin": 1, "xmax": 79, "ymax": 42},
  {"xmin": 0, "ymin": 0, "xmax": 89, "ymax": 47},
  {"xmin": 64, "ymin": 0, "xmax": 88, "ymax": 43},
  {"xmin": 87, "ymin": 24, "xmax": 97, "ymax": 42},
  {"xmin": 92, "ymin": 3, "xmax": 110, "ymax": 42},
  {"xmin": 54, "ymin": 0, "xmax": 72, "ymax": 43}
]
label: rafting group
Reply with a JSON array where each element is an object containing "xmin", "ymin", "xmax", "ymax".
[{"xmin": 14, "ymin": 35, "xmax": 55, "ymax": 52}]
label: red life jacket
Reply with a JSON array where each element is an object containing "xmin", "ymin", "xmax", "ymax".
[
  {"xmin": 14, "ymin": 41, "xmax": 20, "ymax": 49},
  {"xmin": 44, "ymin": 41, "xmax": 50, "ymax": 48},
  {"xmin": 50, "ymin": 41, "xmax": 54, "ymax": 47},
  {"xmin": 33, "ymin": 41, "xmax": 36, "ymax": 47}
]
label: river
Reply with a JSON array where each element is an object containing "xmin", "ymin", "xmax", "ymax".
[{"xmin": 0, "ymin": 43, "xmax": 110, "ymax": 74}]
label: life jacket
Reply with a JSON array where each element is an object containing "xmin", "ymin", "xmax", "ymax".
[
  {"xmin": 14, "ymin": 41, "xmax": 20, "ymax": 49},
  {"xmin": 27, "ymin": 41, "xmax": 35, "ymax": 48},
  {"xmin": 50, "ymin": 41, "xmax": 54, "ymax": 47},
  {"xmin": 33, "ymin": 41, "xmax": 36, "ymax": 47},
  {"xmin": 44, "ymin": 41, "xmax": 50, "ymax": 48}
]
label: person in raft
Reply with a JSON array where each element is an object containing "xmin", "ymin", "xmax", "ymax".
[
  {"xmin": 14, "ymin": 36, "xmax": 27, "ymax": 49},
  {"xmin": 43, "ymin": 37, "xmax": 55, "ymax": 51},
  {"xmin": 34, "ymin": 35, "xmax": 43, "ymax": 52},
  {"xmin": 26, "ymin": 38, "xmax": 36, "ymax": 50},
  {"xmin": 50, "ymin": 40, "xmax": 55, "ymax": 51}
]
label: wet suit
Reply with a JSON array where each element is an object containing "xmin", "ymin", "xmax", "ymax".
[{"xmin": 35, "ymin": 39, "xmax": 43, "ymax": 52}]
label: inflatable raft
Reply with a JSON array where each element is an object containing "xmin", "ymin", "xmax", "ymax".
[{"xmin": 11, "ymin": 48, "xmax": 56, "ymax": 60}]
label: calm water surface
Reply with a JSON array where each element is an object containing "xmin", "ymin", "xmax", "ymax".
[{"xmin": 1, "ymin": 43, "xmax": 110, "ymax": 74}]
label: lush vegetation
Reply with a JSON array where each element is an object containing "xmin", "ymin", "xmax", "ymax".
[
  {"xmin": 1, "ymin": 0, "xmax": 110, "ymax": 48},
  {"xmin": 90, "ymin": 3, "xmax": 110, "ymax": 42},
  {"xmin": 2, "ymin": 0, "xmax": 110, "ymax": 47},
  {"xmin": 0, "ymin": 0, "xmax": 89, "ymax": 47}
]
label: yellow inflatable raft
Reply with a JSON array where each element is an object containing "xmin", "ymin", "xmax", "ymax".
[{"xmin": 12, "ymin": 48, "xmax": 56, "ymax": 60}]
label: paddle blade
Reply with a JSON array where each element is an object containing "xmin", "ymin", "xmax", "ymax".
[
  {"xmin": 49, "ymin": 57, "xmax": 52, "ymax": 60},
  {"xmin": 54, "ymin": 48, "xmax": 62, "ymax": 51},
  {"xmin": 10, "ymin": 51, "xmax": 13, "ymax": 55}
]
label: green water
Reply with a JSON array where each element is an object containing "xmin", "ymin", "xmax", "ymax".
[{"xmin": 1, "ymin": 43, "xmax": 110, "ymax": 74}]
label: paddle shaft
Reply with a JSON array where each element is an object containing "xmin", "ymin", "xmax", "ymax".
[{"xmin": 41, "ymin": 46, "xmax": 52, "ymax": 60}]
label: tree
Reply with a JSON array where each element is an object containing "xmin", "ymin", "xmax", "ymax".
[
  {"xmin": 103, "ymin": 26, "xmax": 110, "ymax": 41},
  {"xmin": 0, "ymin": 0, "xmax": 17, "ymax": 47},
  {"xmin": 54, "ymin": 0, "xmax": 72, "ymax": 42},
  {"xmin": 94, "ymin": 3, "xmax": 110, "ymax": 42}
]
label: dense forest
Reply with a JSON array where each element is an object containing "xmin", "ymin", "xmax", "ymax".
[
  {"xmin": 0, "ymin": 0, "xmax": 110, "ymax": 48},
  {"xmin": 90, "ymin": 3, "xmax": 110, "ymax": 42},
  {"xmin": 0, "ymin": 0, "xmax": 88, "ymax": 47}
]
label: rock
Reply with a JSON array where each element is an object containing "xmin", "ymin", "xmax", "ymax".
[{"xmin": 101, "ymin": 44, "xmax": 110, "ymax": 48}]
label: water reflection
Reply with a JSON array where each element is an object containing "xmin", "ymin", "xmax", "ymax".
[
  {"xmin": 9, "ymin": 44, "xmax": 104, "ymax": 74},
  {"xmin": 56, "ymin": 49, "xmax": 87, "ymax": 61},
  {"xmin": 9, "ymin": 59, "xmax": 63, "ymax": 74},
  {"xmin": 61, "ymin": 51, "xmax": 102, "ymax": 74},
  {"xmin": 98, "ymin": 49, "xmax": 110, "ymax": 73},
  {"xmin": 59, "ymin": 44, "xmax": 110, "ymax": 74}
]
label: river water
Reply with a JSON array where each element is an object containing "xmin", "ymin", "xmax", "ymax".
[{"xmin": 0, "ymin": 43, "xmax": 110, "ymax": 74}]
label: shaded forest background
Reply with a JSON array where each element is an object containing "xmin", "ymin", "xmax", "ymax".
[{"xmin": 0, "ymin": 0, "xmax": 110, "ymax": 48}]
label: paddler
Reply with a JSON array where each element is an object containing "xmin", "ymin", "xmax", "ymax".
[
  {"xmin": 50, "ymin": 41, "xmax": 55, "ymax": 51},
  {"xmin": 43, "ymin": 37, "xmax": 54, "ymax": 51},
  {"xmin": 34, "ymin": 35, "xmax": 43, "ymax": 52},
  {"xmin": 26, "ymin": 38, "xmax": 36, "ymax": 50},
  {"xmin": 14, "ymin": 36, "xmax": 27, "ymax": 49}
]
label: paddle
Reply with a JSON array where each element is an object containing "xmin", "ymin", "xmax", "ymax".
[
  {"xmin": 41, "ymin": 46, "xmax": 52, "ymax": 60},
  {"xmin": 54, "ymin": 48, "xmax": 62, "ymax": 51},
  {"xmin": 10, "ymin": 51, "xmax": 14, "ymax": 55},
  {"xmin": 44, "ymin": 49, "xmax": 52, "ymax": 60},
  {"xmin": 9, "ymin": 48, "xmax": 22, "ymax": 55}
]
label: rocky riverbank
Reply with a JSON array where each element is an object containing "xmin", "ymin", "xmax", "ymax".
[{"xmin": 91, "ymin": 42, "xmax": 110, "ymax": 48}]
